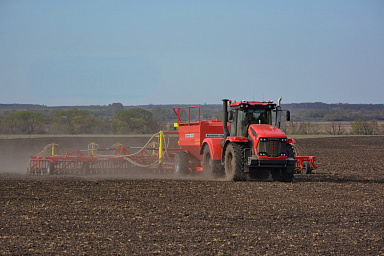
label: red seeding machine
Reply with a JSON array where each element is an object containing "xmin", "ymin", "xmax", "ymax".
[
  {"xmin": 27, "ymin": 98, "xmax": 317, "ymax": 181},
  {"xmin": 27, "ymin": 132, "xmax": 179, "ymax": 175}
]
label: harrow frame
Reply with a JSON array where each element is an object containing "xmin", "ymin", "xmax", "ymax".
[{"xmin": 27, "ymin": 131, "xmax": 181, "ymax": 175}]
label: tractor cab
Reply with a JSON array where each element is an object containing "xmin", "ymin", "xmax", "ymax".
[{"xmin": 227, "ymin": 101, "xmax": 275, "ymax": 137}]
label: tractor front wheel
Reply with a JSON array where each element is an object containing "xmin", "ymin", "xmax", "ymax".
[
  {"xmin": 224, "ymin": 143, "xmax": 246, "ymax": 181},
  {"xmin": 278, "ymin": 144, "xmax": 295, "ymax": 182}
]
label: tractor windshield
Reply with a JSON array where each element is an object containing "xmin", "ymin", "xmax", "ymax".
[{"xmin": 232, "ymin": 109, "xmax": 272, "ymax": 137}]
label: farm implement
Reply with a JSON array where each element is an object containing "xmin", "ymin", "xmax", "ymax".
[
  {"xmin": 27, "ymin": 98, "xmax": 317, "ymax": 180},
  {"xmin": 27, "ymin": 131, "xmax": 181, "ymax": 175}
]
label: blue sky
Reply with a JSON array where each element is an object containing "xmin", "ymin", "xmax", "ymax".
[{"xmin": 0, "ymin": 0, "xmax": 383, "ymax": 106}]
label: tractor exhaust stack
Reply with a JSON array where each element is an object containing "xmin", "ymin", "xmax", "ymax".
[{"xmin": 222, "ymin": 99, "xmax": 230, "ymax": 140}]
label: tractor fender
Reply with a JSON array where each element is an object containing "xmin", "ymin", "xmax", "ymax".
[
  {"xmin": 221, "ymin": 139, "xmax": 249, "ymax": 164},
  {"xmin": 221, "ymin": 136, "xmax": 248, "ymax": 157},
  {"xmin": 200, "ymin": 138, "xmax": 223, "ymax": 161},
  {"xmin": 287, "ymin": 138, "xmax": 296, "ymax": 144},
  {"xmin": 221, "ymin": 140, "xmax": 231, "ymax": 162},
  {"xmin": 225, "ymin": 136, "xmax": 248, "ymax": 143}
]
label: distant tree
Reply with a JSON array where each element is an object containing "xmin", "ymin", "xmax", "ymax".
[
  {"xmin": 350, "ymin": 119, "xmax": 378, "ymax": 135},
  {"xmin": 128, "ymin": 117, "xmax": 149, "ymax": 134},
  {"xmin": 49, "ymin": 109, "xmax": 96, "ymax": 134},
  {"xmin": 112, "ymin": 108, "xmax": 158, "ymax": 134},
  {"xmin": 281, "ymin": 121, "xmax": 299, "ymax": 134},
  {"xmin": 109, "ymin": 103, "xmax": 123, "ymax": 110},
  {"xmin": 281, "ymin": 121, "xmax": 319, "ymax": 135},
  {"xmin": 107, "ymin": 103, "xmax": 124, "ymax": 115},
  {"xmin": 92, "ymin": 117, "xmax": 112, "ymax": 134},
  {"xmin": 71, "ymin": 115, "xmax": 95, "ymax": 134},
  {"xmin": 0, "ymin": 111, "xmax": 45, "ymax": 134},
  {"xmin": 324, "ymin": 121, "xmax": 345, "ymax": 135},
  {"xmin": 127, "ymin": 108, "xmax": 153, "ymax": 121},
  {"xmin": 298, "ymin": 122, "xmax": 320, "ymax": 135},
  {"xmin": 151, "ymin": 108, "xmax": 176, "ymax": 122}
]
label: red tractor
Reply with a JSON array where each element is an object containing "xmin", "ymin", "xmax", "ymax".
[{"xmin": 173, "ymin": 98, "xmax": 301, "ymax": 181}]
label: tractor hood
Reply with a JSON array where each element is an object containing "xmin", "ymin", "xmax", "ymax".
[{"xmin": 248, "ymin": 124, "xmax": 287, "ymax": 139}]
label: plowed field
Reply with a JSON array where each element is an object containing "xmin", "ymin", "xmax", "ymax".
[{"xmin": 1, "ymin": 136, "xmax": 383, "ymax": 255}]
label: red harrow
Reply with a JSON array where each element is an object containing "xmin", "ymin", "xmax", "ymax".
[
  {"xmin": 295, "ymin": 156, "xmax": 317, "ymax": 174},
  {"xmin": 27, "ymin": 132, "xmax": 181, "ymax": 175}
]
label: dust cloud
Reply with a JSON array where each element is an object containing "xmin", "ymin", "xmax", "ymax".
[{"xmin": 0, "ymin": 136, "xmax": 214, "ymax": 181}]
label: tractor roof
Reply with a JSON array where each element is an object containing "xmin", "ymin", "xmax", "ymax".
[{"xmin": 229, "ymin": 101, "xmax": 276, "ymax": 109}]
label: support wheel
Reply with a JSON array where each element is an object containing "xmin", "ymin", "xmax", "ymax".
[
  {"xmin": 203, "ymin": 145, "xmax": 224, "ymax": 179},
  {"xmin": 174, "ymin": 151, "xmax": 190, "ymax": 176},
  {"xmin": 302, "ymin": 161, "xmax": 311, "ymax": 174},
  {"xmin": 224, "ymin": 143, "xmax": 246, "ymax": 181},
  {"xmin": 81, "ymin": 162, "xmax": 90, "ymax": 175},
  {"xmin": 47, "ymin": 162, "xmax": 55, "ymax": 175}
]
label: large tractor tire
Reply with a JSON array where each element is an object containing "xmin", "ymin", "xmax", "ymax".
[
  {"xmin": 202, "ymin": 145, "xmax": 224, "ymax": 179},
  {"xmin": 224, "ymin": 143, "xmax": 247, "ymax": 181},
  {"xmin": 174, "ymin": 151, "xmax": 190, "ymax": 176},
  {"xmin": 278, "ymin": 144, "xmax": 295, "ymax": 182}
]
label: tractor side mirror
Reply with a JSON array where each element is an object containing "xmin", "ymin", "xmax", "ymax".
[
  {"xmin": 286, "ymin": 111, "xmax": 291, "ymax": 121},
  {"xmin": 228, "ymin": 110, "xmax": 234, "ymax": 122}
]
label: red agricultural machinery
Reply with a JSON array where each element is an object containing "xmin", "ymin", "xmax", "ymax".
[
  {"xmin": 27, "ymin": 132, "xmax": 179, "ymax": 175},
  {"xmin": 173, "ymin": 98, "xmax": 316, "ymax": 181},
  {"xmin": 27, "ymin": 98, "xmax": 316, "ymax": 180}
]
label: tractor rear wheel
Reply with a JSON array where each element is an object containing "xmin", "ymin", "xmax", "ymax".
[
  {"xmin": 202, "ymin": 146, "xmax": 224, "ymax": 179},
  {"xmin": 224, "ymin": 143, "xmax": 246, "ymax": 181},
  {"xmin": 174, "ymin": 151, "xmax": 190, "ymax": 176}
]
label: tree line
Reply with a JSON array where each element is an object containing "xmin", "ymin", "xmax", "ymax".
[
  {"xmin": 0, "ymin": 108, "xmax": 163, "ymax": 134},
  {"xmin": 291, "ymin": 107, "xmax": 384, "ymax": 122},
  {"xmin": 281, "ymin": 120, "xmax": 384, "ymax": 135},
  {"xmin": 0, "ymin": 107, "xmax": 383, "ymax": 135}
]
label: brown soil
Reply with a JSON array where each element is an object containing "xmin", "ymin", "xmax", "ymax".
[{"xmin": 1, "ymin": 136, "xmax": 383, "ymax": 255}]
